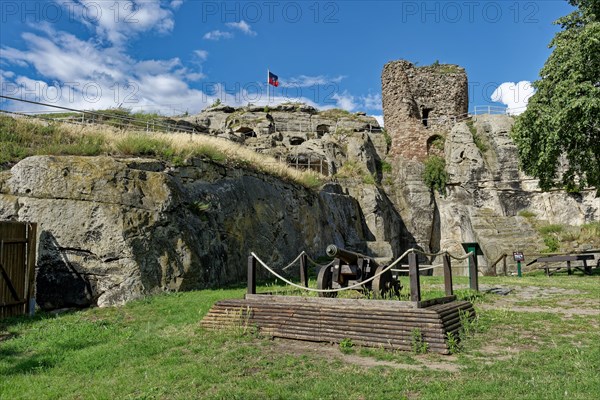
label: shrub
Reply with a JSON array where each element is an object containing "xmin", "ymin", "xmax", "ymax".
[
  {"xmin": 339, "ymin": 338, "xmax": 355, "ymax": 354},
  {"xmin": 542, "ymin": 236, "xmax": 560, "ymax": 253},
  {"xmin": 422, "ymin": 156, "xmax": 448, "ymax": 195},
  {"xmin": 430, "ymin": 136, "xmax": 445, "ymax": 151},
  {"xmin": 411, "ymin": 329, "xmax": 428, "ymax": 354},
  {"xmin": 381, "ymin": 160, "xmax": 392, "ymax": 173},
  {"xmin": 466, "ymin": 119, "xmax": 488, "ymax": 153},
  {"xmin": 382, "ymin": 129, "xmax": 392, "ymax": 148}
]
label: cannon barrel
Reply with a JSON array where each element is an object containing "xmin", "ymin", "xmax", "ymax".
[{"xmin": 326, "ymin": 244, "xmax": 374, "ymax": 265}]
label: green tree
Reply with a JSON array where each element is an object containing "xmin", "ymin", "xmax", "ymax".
[{"xmin": 511, "ymin": 0, "xmax": 599, "ymax": 195}]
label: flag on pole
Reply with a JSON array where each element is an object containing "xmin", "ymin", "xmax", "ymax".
[{"xmin": 268, "ymin": 71, "xmax": 279, "ymax": 87}]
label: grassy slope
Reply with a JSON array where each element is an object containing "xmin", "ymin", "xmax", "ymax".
[
  {"xmin": 0, "ymin": 115, "xmax": 323, "ymax": 189},
  {"xmin": 1, "ymin": 274, "xmax": 599, "ymax": 400}
]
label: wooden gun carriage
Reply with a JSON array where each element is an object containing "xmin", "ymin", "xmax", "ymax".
[{"xmin": 316, "ymin": 244, "xmax": 401, "ymax": 298}]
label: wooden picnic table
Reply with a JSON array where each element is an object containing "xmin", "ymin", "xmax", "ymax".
[{"xmin": 535, "ymin": 254, "xmax": 596, "ymax": 276}]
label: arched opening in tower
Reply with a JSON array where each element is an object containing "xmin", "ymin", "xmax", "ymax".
[{"xmin": 427, "ymin": 134, "xmax": 445, "ymax": 157}]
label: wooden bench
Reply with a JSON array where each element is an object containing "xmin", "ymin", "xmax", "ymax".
[{"xmin": 536, "ymin": 254, "xmax": 596, "ymax": 276}]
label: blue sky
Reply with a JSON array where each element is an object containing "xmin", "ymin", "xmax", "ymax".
[{"xmin": 0, "ymin": 1, "xmax": 574, "ymax": 121}]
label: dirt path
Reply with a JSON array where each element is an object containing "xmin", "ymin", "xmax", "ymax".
[{"xmin": 269, "ymin": 338, "xmax": 461, "ymax": 372}]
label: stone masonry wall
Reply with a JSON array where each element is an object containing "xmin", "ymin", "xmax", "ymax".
[{"xmin": 381, "ymin": 60, "xmax": 468, "ymax": 161}]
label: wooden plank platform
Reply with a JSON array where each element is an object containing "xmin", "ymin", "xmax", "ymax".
[{"xmin": 201, "ymin": 295, "xmax": 475, "ymax": 354}]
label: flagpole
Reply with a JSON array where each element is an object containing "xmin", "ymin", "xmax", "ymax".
[{"xmin": 267, "ymin": 68, "xmax": 270, "ymax": 104}]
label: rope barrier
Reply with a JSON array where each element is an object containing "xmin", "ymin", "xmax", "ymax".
[
  {"xmin": 254, "ymin": 248, "xmax": 475, "ymax": 294},
  {"xmin": 251, "ymin": 248, "xmax": 413, "ymax": 294},
  {"xmin": 280, "ymin": 251, "xmax": 306, "ymax": 272},
  {"xmin": 304, "ymin": 254, "xmax": 337, "ymax": 269},
  {"xmin": 393, "ymin": 248, "xmax": 474, "ymax": 261},
  {"xmin": 448, "ymin": 251, "xmax": 474, "ymax": 261},
  {"xmin": 392, "ymin": 263, "xmax": 444, "ymax": 272}
]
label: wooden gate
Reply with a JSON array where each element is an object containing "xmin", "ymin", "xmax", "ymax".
[{"xmin": 0, "ymin": 222, "xmax": 37, "ymax": 318}]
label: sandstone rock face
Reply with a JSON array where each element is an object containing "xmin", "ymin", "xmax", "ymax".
[
  {"xmin": 0, "ymin": 156, "xmax": 369, "ymax": 309},
  {"xmin": 436, "ymin": 115, "xmax": 599, "ymax": 274},
  {"xmin": 380, "ymin": 59, "xmax": 598, "ymax": 274},
  {"xmin": 178, "ymin": 104, "xmax": 384, "ymax": 176},
  {"xmin": 380, "ymin": 60, "xmax": 469, "ymax": 258}
]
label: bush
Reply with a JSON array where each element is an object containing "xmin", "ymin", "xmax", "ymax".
[
  {"xmin": 466, "ymin": 120, "xmax": 488, "ymax": 153},
  {"xmin": 381, "ymin": 160, "xmax": 392, "ymax": 173},
  {"xmin": 382, "ymin": 129, "xmax": 392, "ymax": 148},
  {"xmin": 422, "ymin": 156, "xmax": 448, "ymax": 195},
  {"xmin": 542, "ymin": 236, "xmax": 560, "ymax": 253}
]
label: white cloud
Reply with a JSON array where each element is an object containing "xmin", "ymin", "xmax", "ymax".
[
  {"xmin": 281, "ymin": 75, "xmax": 346, "ymax": 88},
  {"xmin": 491, "ymin": 81, "xmax": 535, "ymax": 115},
  {"xmin": 332, "ymin": 91, "xmax": 357, "ymax": 111},
  {"xmin": 372, "ymin": 115, "xmax": 384, "ymax": 127},
  {"xmin": 203, "ymin": 30, "xmax": 234, "ymax": 40},
  {"xmin": 170, "ymin": 0, "xmax": 184, "ymax": 10},
  {"xmin": 193, "ymin": 50, "xmax": 209, "ymax": 62},
  {"xmin": 0, "ymin": 25, "xmax": 209, "ymax": 115},
  {"xmin": 1, "ymin": 70, "xmax": 15, "ymax": 79},
  {"xmin": 63, "ymin": 1, "xmax": 176, "ymax": 45},
  {"xmin": 361, "ymin": 93, "xmax": 382, "ymax": 111},
  {"xmin": 225, "ymin": 20, "xmax": 257, "ymax": 36}
]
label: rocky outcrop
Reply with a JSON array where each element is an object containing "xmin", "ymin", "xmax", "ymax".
[
  {"xmin": 0, "ymin": 156, "xmax": 370, "ymax": 309},
  {"xmin": 381, "ymin": 59, "xmax": 598, "ymax": 274},
  {"xmin": 436, "ymin": 115, "xmax": 599, "ymax": 273},
  {"xmin": 179, "ymin": 104, "xmax": 385, "ymax": 176},
  {"xmin": 381, "ymin": 60, "xmax": 469, "ymax": 259}
]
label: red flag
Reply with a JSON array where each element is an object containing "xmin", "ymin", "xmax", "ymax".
[{"xmin": 268, "ymin": 71, "xmax": 279, "ymax": 87}]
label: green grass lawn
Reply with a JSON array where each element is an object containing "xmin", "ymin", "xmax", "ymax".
[{"xmin": 1, "ymin": 275, "xmax": 599, "ymax": 399}]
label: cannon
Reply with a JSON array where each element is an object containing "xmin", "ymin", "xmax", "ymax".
[{"xmin": 317, "ymin": 245, "xmax": 401, "ymax": 298}]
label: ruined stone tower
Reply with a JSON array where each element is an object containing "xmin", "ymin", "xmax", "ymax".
[{"xmin": 381, "ymin": 60, "xmax": 468, "ymax": 161}]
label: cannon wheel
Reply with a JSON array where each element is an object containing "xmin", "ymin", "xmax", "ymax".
[
  {"xmin": 371, "ymin": 265, "xmax": 399, "ymax": 299},
  {"xmin": 317, "ymin": 266, "xmax": 337, "ymax": 298}
]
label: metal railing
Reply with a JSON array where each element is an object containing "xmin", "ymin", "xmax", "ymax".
[
  {"xmin": 471, "ymin": 105, "xmax": 508, "ymax": 115},
  {"xmin": 0, "ymin": 95, "xmax": 333, "ymax": 176},
  {"xmin": 0, "ymin": 96, "xmax": 199, "ymax": 135}
]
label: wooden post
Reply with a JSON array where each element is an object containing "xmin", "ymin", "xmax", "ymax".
[
  {"xmin": 247, "ymin": 255, "xmax": 256, "ymax": 295},
  {"xmin": 468, "ymin": 253, "xmax": 479, "ymax": 291},
  {"xmin": 443, "ymin": 253, "xmax": 453, "ymax": 296},
  {"xmin": 408, "ymin": 252, "xmax": 421, "ymax": 302},
  {"xmin": 300, "ymin": 253, "xmax": 308, "ymax": 287},
  {"xmin": 583, "ymin": 259, "xmax": 591, "ymax": 275},
  {"xmin": 25, "ymin": 223, "xmax": 37, "ymax": 316},
  {"xmin": 503, "ymin": 255, "xmax": 507, "ymax": 276}
]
